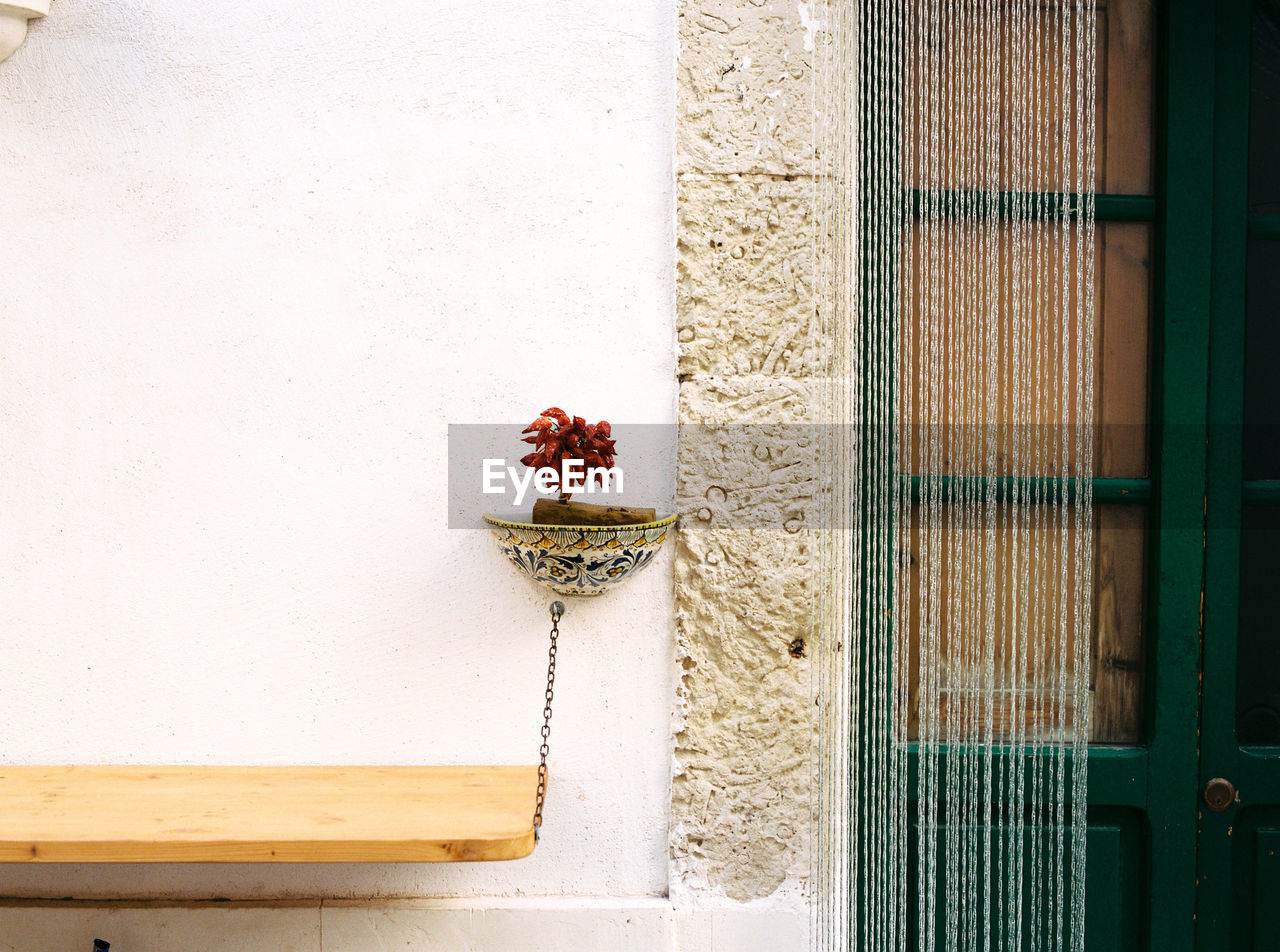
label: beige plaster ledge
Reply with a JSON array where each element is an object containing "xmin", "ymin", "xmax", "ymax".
[{"xmin": 0, "ymin": 1, "xmax": 49, "ymax": 64}]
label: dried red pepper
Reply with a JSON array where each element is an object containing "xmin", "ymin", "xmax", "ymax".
[{"xmin": 520, "ymin": 407, "xmax": 617, "ymax": 500}]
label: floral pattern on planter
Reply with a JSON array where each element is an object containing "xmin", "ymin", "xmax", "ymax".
[{"xmin": 483, "ymin": 514, "xmax": 677, "ymax": 596}]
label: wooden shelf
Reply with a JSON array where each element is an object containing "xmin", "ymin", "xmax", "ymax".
[{"xmin": 0, "ymin": 765, "xmax": 539, "ymax": 863}]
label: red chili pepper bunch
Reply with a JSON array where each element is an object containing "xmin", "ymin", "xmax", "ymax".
[{"xmin": 520, "ymin": 407, "xmax": 617, "ymax": 499}]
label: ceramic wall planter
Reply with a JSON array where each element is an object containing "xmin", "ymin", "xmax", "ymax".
[
  {"xmin": 0, "ymin": 2, "xmax": 49, "ymax": 64},
  {"xmin": 483, "ymin": 514, "xmax": 676, "ymax": 597}
]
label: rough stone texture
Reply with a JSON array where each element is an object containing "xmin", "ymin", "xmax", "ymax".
[
  {"xmin": 677, "ymin": 177, "xmax": 822, "ymax": 378},
  {"xmin": 672, "ymin": 381, "xmax": 814, "ymax": 901},
  {"xmin": 677, "ymin": 1, "xmax": 819, "ymax": 175},
  {"xmin": 675, "ymin": 0, "xmax": 818, "ymax": 907}
]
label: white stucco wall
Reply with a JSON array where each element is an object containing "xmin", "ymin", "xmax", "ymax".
[{"xmin": 0, "ymin": 0, "xmax": 676, "ymax": 905}]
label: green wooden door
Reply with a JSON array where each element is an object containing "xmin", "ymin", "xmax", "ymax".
[
  {"xmin": 1088, "ymin": 1, "xmax": 1280, "ymax": 948},
  {"xmin": 868, "ymin": 3, "xmax": 1280, "ymax": 948},
  {"xmin": 1080, "ymin": 2, "xmax": 1280, "ymax": 948},
  {"xmin": 885, "ymin": 3, "xmax": 1280, "ymax": 950},
  {"xmin": 1197, "ymin": 1, "xmax": 1280, "ymax": 949}
]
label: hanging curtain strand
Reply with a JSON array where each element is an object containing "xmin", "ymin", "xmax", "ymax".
[{"xmin": 813, "ymin": 2, "xmax": 1096, "ymax": 950}]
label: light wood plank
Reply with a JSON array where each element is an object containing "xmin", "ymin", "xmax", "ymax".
[
  {"xmin": 0, "ymin": 765, "xmax": 539, "ymax": 863},
  {"xmin": 902, "ymin": 0, "xmax": 1153, "ymax": 193},
  {"xmin": 1103, "ymin": 0, "xmax": 1154, "ymax": 195},
  {"xmin": 1090, "ymin": 505, "xmax": 1147, "ymax": 742},
  {"xmin": 901, "ymin": 504, "xmax": 1089, "ymax": 741},
  {"xmin": 900, "ymin": 221, "xmax": 1098, "ymax": 477},
  {"xmin": 1098, "ymin": 222, "xmax": 1152, "ymax": 478}
]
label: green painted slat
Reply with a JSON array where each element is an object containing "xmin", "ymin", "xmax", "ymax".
[
  {"xmin": 1226, "ymin": 811, "xmax": 1280, "ymax": 952},
  {"xmin": 1148, "ymin": 2, "xmax": 1218, "ymax": 950},
  {"xmin": 904, "ymin": 811, "xmax": 1142, "ymax": 952},
  {"xmin": 1197, "ymin": 0, "xmax": 1253, "ymax": 949},
  {"xmin": 905, "ymin": 475, "xmax": 1151, "ymax": 503},
  {"xmin": 904, "ymin": 746, "xmax": 1148, "ymax": 808},
  {"xmin": 1242, "ymin": 480, "xmax": 1280, "ymax": 504},
  {"xmin": 854, "ymin": 9, "xmax": 902, "ymax": 933},
  {"xmin": 1236, "ymin": 747, "xmax": 1280, "ymax": 789},
  {"xmin": 1083, "ymin": 815, "xmax": 1146, "ymax": 952},
  {"xmin": 907, "ymin": 190, "xmax": 1156, "ymax": 222},
  {"xmin": 1248, "ymin": 213, "xmax": 1280, "ymax": 239},
  {"xmin": 1097, "ymin": 194, "xmax": 1158, "ymax": 222},
  {"xmin": 1251, "ymin": 831, "xmax": 1280, "ymax": 948}
]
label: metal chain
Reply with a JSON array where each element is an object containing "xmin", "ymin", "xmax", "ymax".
[{"xmin": 534, "ymin": 600, "xmax": 563, "ymax": 840}]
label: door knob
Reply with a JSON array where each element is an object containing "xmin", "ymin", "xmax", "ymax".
[{"xmin": 1204, "ymin": 777, "xmax": 1236, "ymax": 812}]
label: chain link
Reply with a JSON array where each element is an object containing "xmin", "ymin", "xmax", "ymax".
[{"xmin": 534, "ymin": 600, "xmax": 563, "ymax": 840}]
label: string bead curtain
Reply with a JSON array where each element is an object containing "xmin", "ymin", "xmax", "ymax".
[{"xmin": 813, "ymin": 2, "xmax": 1097, "ymax": 951}]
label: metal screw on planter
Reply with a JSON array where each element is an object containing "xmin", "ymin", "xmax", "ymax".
[{"xmin": 533, "ymin": 600, "xmax": 563, "ymax": 841}]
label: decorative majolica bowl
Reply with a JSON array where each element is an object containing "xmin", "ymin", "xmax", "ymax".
[{"xmin": 483, "ymin": 514, "xmax": 677, "ymax": 597}]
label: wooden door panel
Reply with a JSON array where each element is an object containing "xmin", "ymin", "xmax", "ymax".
[{"xmin": 903, "ymin": 810, "xmax": 1144, "ymax": 951}]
